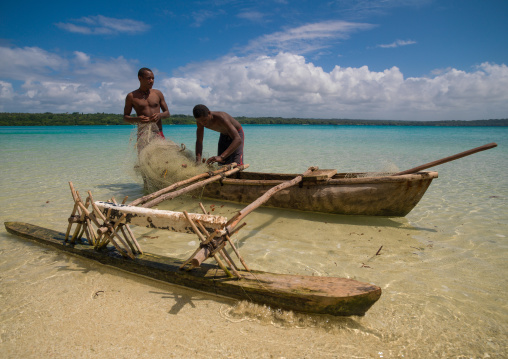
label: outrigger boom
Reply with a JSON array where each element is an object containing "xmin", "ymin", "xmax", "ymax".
[{"xmin": 94, "ymin": 201, "xmax": 228, "ymax": 233}]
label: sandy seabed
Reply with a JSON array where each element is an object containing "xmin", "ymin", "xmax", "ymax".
[{"xmin": 1, "ymin": 125, "xmax": 507, "ymax": 358}]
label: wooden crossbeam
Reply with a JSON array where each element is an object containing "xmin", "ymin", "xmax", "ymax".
[
  {"xmin": 129, "ymin": 163, "xmax": 240, "ymax": 207},
  {"xmin": 141, "ymin": 164, "xmax": 250, "ymax": 208},
  {"xmin": 94, "ymin": 201, "xmax": 227, "ymax": 234}
]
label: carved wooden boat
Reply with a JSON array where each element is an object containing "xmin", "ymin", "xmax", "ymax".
[
  {"xmin": 4, "ymin": 222, "xmax": 382, "ymax": 316},
  {"xmin": 201, "ymin": 171, "xmax": 438, "ymax": 216}
]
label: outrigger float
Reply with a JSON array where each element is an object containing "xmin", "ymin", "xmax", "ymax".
[{"xmin": 3, "ymin": 143, "xmax": 497, "ymax": 316}]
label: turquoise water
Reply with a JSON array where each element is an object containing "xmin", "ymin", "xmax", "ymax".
[{"xmin": 1, "ymin": 124, "xmax": 507, "ymax": 358}]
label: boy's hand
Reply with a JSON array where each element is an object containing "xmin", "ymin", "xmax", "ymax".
[
  {"xmin": 206, "ymin": 155, "xmax": 224, "ymax": 164},
  {"xmin": 149, "ymin": 113, "xmax": 160, "ymax": 122}
]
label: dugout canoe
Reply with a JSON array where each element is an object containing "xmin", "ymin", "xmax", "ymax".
[
  {"xmin": 201, "ymin": 171, "xmax": 439, "ymax": 217},
  {"xmin": 4, "ymin": 222, "xmax": 382, "ymax": 316}
]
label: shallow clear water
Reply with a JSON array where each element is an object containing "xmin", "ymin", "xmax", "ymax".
[{"xmin": 1, "ymin": 124, "xmax": 507, "ymax": 358}]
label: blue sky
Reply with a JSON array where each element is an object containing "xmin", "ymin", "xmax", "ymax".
[{"xmin": 0, "ymin": 0, "xmax": 507, "ymax": 120}]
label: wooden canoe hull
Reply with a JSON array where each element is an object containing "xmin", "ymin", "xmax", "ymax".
[
  {"xmin": 4, "ymin": 222, "xmax": 381, "ymax": 317},
  {"xmin": 201, "ymin": 171, "xmax": 438, "ymax": 216}
]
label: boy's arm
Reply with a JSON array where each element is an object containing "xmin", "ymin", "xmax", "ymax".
[
  {"xmin": 123, "ymin": 93, "xmax": 149, "ymax": 124},
  {"xmin": 207, "ymin": 121, "xmax": 241, "ymax": 164},
  {"xmin": 195, "ymin": 125, "xmax": 204, "ymax": 163},
  {"xmin": 123, "ymin": 93, "xmax": 136, "ymax": 123}
]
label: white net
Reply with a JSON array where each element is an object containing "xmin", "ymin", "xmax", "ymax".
[{"xmin": 132, "ymin": 123, "xmax": 211, "ymax": 193}]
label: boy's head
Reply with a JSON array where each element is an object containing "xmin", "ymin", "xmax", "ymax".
[
  {"xmin": 138, "ymin": 68, "xmax": 154, "ymax": 89},
  {"xmin": 138, "ymin": 67, "xmax": 153, "ymax": 78},
  {"xmin": 193, "ymin": 104, "xmax": 210, "ymax": 119}
]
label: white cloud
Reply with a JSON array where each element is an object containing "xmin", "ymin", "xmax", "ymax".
[
  {"xmin": 377, "ymin": 39, "xmax": 417, "ymax": 48},
  {"xmin": 161, "ymin": 53, "xmax": 508, "ymax": 120},
  {"xmin": 1, "ymin": 45, "xmax": 507, "ymax": 121},
  {"xmin": 56, "ymin": 15, "xmax": 150, "ymax": 35},
  {"xmin": 335, "ymin": 0, "xmax": 433, "ymax": 16},
  {"xmin": 237, "ymin": 11, "xmax": 266, "ymax": 22},
  {"xmin": 0, "ymin": 46, "xmax": 67, "ymax": 79},
  {"xmin": 74, "ymin": 51, "xmax": 91, "ymax": 66},
  {"xmin": 0, "ymin": 45, "xmax": 139, "ymax": 113},
  {"xmin": 0, "ymin": 81, "xmax": 14, "ymax": 111},
  {"xmin": 191, "ymin": 10, "xmax": 225, "ymax": 27},
  {"xmin": 243, "ymin": 20, "xmax": 376, "ymax": 55}
]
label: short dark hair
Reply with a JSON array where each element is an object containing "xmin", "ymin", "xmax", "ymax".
[
  {"xmin": 193, "ymin": 104, "xmax": 210, "ymax": 118},
  {"xmin": 138, "ymin": 67, "xmax": 153, "ymax": 78}
]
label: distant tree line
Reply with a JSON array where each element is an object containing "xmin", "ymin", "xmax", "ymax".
[
  {"xmin": 235, "ymin": 117, "xmax": 508, "ymax": 126},
  {"xmin": 0, "ymin": 112, "xmax": 507, "ymax": 126},
  {"xmin": 0, "ymin": 112, "xmax": 195, "ymax": 126}
]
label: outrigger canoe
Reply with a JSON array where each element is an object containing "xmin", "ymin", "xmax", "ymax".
[
  {"xmin": 201, "ymin": 171, "xmax": 439, "ymax": 217},
  {"xmin": 144, "ymin": 143, "xmax": 496, "ymax": 217},
  {"xmin": 4, "ymin": 222, "xmax": 382, "ymax": 316}
]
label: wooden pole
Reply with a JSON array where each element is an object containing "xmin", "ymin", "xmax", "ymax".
[
  {"xmin": 82, "ymin": 197, "xmax": 97, "ymax": 246},
  {"xmin": 220, "ymin": 246, "xmax": 239, "ymax": 271},
  {"xmin": 196, "ymin": 204, "xmax": 242, "ymax": 273},
  {"xmin": 129, "ymin": 164, "xmax": 238, "ymax": 206},
  {"xmin": 70, "ymin": 191, "xmax": 89, "ymax": 244},
  {"xmin": 75, "ymin": 199, "xmax": 132, "ymax": 258},
  {"xmin": 182, "ymin": 211, "xmax": 234, "ymax": 277},
  {"xmin": 228, "ymin": 222, "xmax": 247, "ymax": 237},
  {"xmin": 123, "ymin": 223, "xmax": 143, "ymax": 254},
  {"xmin": 195, "ymin": 221, "xmax": 240, "ymax": 275},
  {"xmin": 99, "ymin": 213, "xmax": 136, "ymax": 259},
  {"xmin": 142, "ymin": 164, "xmax": 249, "ymax": 208},
  {"xmin": 65, "ymin": 202, "xmax": 79, "ymax": 242},
  {"xmin": 120, "ymin": 223, "xmax": 138, "ymax": 253},
  {"xmin": 190, "ymin": 167, "xmax": 319, "ymax": 268},
  {"xmin": 88, "ymin": 192, "xmax": 108, "ymax": 222},
  {"xmin": 111, "ymin": 197, "xmax": 143, "ymax": 254},
  {"xmin": 392, "ymin": 142, "xmax": 497, "ymax": 176},
  {"xmin": 66, "ymin": 182, "xmax": 79, "ymax": 241},
  {"xmin": 225, "ymin": 235, "xmax": 250, "ymax": 272},
  {"xmin": 226, "ymin": 166, "xmax": 318, "ymax": 232}
]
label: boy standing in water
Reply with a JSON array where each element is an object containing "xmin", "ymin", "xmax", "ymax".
[
  {"xmin": 124, "ymin": 68, "xmax": 170, "ymax": 151},
  {"xmin": 193, "ymin": 104, "xmax": 244, "ymax": 165}
]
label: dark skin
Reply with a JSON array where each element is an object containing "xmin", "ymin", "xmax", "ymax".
[
  {"xmin": 123, "ymin": 70, "xmax": 170, "ymax": 131},
  {"xmin": 195, "ymin": 111, "xmax": 242, "ymax": 164}
]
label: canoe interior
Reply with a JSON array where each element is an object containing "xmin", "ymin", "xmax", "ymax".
[
  {"xmin": 4, "ymin": 222, "xmax": 381, "ymax": 317},
  {"xmin": 201, "ymin": 171, "xmax": 438, "ymax": 217}
]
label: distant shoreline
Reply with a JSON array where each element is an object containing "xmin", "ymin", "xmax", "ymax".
[{"xmin": 0, "ymin": 113, "xmax": 507, "ymax": 126}]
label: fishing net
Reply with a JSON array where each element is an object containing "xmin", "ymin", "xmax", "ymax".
[{"xmin": 131, "ymin": 123, "xmax": 211, "ymax": 193}]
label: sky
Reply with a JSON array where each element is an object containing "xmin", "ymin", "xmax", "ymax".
[{"xmin": 0, "ymin": 0, "xmax": 507, "ymax": 121}]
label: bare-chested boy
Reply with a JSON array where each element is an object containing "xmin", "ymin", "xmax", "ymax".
[
  {"xmin": 193, "ymin": 104, "xmax": 244, "ymax": 165},
  {"xmin": 124, "ymin": 68, "xmax": 170, "ymax": 151}
]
